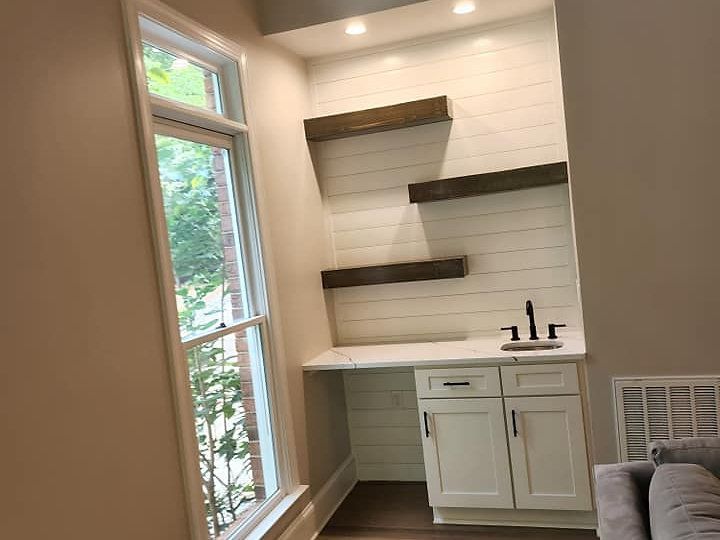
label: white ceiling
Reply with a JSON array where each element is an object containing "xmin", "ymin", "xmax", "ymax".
[{"xmin": 266, "ymin": 0, "xmax": 554, "ymax": 59}]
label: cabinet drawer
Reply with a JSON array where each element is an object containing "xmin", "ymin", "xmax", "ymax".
[
  {"xmin": 415, "ymin": 367, "xmax": 501, "ymax": 398},
  {"xmin": 501, "ymin": 363, "xmax": 579, "ymax": 396}
]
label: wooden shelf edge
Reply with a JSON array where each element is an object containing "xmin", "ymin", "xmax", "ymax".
[
  {"xmin": 321, "ymin": 257, "xmax": 467, "ymax": 289},
  {"xmin": 408, "ymin": 162, "xmax": 569, "ymax": 203},
  {"xmin": 305, "ymin": 96, "xmax": 452, "ymax": 142}
]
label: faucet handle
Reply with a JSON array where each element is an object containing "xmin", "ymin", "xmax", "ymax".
[
  {"xmin": 548, "ymin": 323, "xmax": 567, "ymax": 339},
  {"xmin": 501, "ymin": 326, "xmax": 521, "ymax": 341}
]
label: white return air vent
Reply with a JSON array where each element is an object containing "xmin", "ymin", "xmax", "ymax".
[{"xmin": 615, "ymin": 377, "xmax": 720, "ymax": 461}]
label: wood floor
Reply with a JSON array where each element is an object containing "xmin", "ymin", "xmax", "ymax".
[{"xmin": 318, "ymin": 482, "xmax": 597, "ymax": 540}]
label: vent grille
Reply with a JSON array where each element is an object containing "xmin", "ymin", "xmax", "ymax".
[{"xmin": 615, "ymin": 378, "xmax": 720, "ymax": 461}]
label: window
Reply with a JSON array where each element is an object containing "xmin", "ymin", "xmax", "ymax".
[
  {"xmin": 143, "ymin": 44, "xmax": 222, "ymax": 113},
  {"xmin": 122, "ymin": 2, "xmax": 298, "ymax": 538}
]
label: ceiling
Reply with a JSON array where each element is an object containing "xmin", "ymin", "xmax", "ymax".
[
  {"xmin": 257, "ymin": 0, "xmax": 430, "ymax": 35},
  {"xmin": 265, "ymin": 0, "xmax": 554, "ymax": 59}
]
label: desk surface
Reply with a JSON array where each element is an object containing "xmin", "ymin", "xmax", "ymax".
[{"xmin": 303, "ymin": 331, "xmax": 586, "ymax": 371}]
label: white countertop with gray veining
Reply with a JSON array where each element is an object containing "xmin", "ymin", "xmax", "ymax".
[{"xmin": 303, "ymin": 330, "xmax": 586, "ymax": 371}]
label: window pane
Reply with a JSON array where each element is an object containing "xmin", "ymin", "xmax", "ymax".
[
  {"xmin": 187, "ymin": 325, "xmax": 278, "ymax": 538},
  {"xmin": 143, "ymin": 43, "xmax": 222, "ymax": 113},
  {"xmin": 154, "ymin": 134, "xmax": 250, "ymax": 339}
]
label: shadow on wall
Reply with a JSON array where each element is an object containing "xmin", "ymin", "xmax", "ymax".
[{"xmin": 303, "ymin": 370, "xmax": 352, "ymax": 491}]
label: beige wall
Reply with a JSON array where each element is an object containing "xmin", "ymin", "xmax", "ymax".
[
  {"xmin": 555, "ymin": 0, "xmax": 720, "ymax": 463},
  {"xmin": 0, "ymin": 0, "xmax": 348, "ymax": 538}
]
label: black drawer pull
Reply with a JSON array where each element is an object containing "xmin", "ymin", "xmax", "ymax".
[
  {"xmin": 443, "ymin": 381, "xmax": 471, "ymax": 386},
  {"xmin": 511, "ymin": 410, "xmax": 519, "ymax": 437},
  {"xmin": 423, "ymin": 411, "xmax": 430, "ymax": 438}
]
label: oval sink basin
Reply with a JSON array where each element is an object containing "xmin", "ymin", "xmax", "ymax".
[{"xmin": 501, "ymin": 340, "xmax": 563, "ymax": 352}]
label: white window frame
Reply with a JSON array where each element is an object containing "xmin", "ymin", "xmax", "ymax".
[{"xmin": 121, "ymin": 1, "xmax": 302, "ymax": 538}]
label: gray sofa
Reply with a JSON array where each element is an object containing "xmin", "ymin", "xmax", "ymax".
[{"xmin": 595, "ymin": 437, "xmax": 720, "ymax": 539}]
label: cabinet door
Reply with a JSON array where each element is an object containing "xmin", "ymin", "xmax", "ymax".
[
  {"xmin": 419, "ymin": 398, "xmax": 513, "ymax": 509},
  {"xmin": 505, "ymin": 395, "xmax": 592, "ymax": 511}
]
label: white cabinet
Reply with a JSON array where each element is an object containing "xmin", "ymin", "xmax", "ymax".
[
  {"xmin": 415, "ymin": 364, "xmax": 592, "ymax": 515},
  {"xmin": 419, "ymin": 398, "xmax": 514, "ymax": 509},
  {"xmin": 505, "ymin": 395, "xmax": 592, "ymax": 510}
]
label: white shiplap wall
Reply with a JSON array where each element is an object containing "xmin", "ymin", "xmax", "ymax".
[
  {"xmin": 310, "ymin": 13, "xmax": 579, "ymax": 345},
  {"xmin": 343, "ymin": 369, "xmax": 426, "ymax": 481}
]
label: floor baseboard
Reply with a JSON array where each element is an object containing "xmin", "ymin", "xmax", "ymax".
[{"xmin": 278, "ymin": 455, "xmax": 358, "ymax": 540}]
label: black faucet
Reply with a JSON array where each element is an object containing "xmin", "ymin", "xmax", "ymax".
[{"xmin": 526, "ymin": 300, "xmax": 539, "ymax": 340}]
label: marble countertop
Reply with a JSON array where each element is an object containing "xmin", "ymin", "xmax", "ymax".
[{"xmin": 303, "ymin": 330, "xmax": 586, "ymax": 371}]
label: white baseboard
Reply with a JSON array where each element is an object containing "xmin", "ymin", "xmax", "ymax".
[
  {"xmin": 278, "ymin": 455, "xmax": 357, "ymax": 540},
  {"xmin": 433, "ymin": 507, "xmax": 597, "ymax": 529}
]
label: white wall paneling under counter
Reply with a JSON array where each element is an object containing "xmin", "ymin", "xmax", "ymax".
[
  {"xmin": 343, "ymin": 368, "xmax": 426, "ymax": 481},
  {"xmin": 309, "ymin": 13, "xmax": 580, "ymax": 344}
]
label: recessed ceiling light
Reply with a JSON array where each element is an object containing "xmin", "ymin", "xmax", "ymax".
[
  {"xmin": 453, "ymin": 1, "xmax": 476, "ymax": 15},
  {"xmin": 345, "ymin": 21, "xmax": 367, "ymax": 35}
]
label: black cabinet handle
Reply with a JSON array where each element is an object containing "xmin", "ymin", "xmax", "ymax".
[
  {"xmin": 443, "ymin": 381, "xmax": 470, "ymax": 386},
  {"xmin": 511, "ymin": 410, "xmax": 519, "ymax": 437},
  {"xmin": 423, "ymin": 411, "xmax": 430, "ymax": 438}
]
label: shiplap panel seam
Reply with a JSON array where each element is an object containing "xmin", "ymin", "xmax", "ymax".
[
  {"xmin": 326, "ymin": 146, "xmax": 562, "ymax": 199},
  {"xmin": 334, "ymin": 203, "xmax": 565, "ymax": 233},
  {"xmin": 339, "ymin": 306, "xmax": 578, "ymax": 337},
  {"xmin": 312, "ymin": 29, "xmax": 550, "ymax": 83},
  {"xmin": 337, "ymin": 282, "xmax": 575, "ymax": 306},
  {"xmin": 323, "ymin": 138, "xmax": 559, "ymax": 180},
  {"xmin": 333, "ymin": 212, "xmax": 568, "ymax": 250},
  {"xmin": 321, "ymin": 102, "xmax": 558, "ymax": 159},
  {"xmin": 335, "ymin": 280, "xmax": 575, "ymax": 310},
  {"xmin": 331, "ymin": 186, "xmax": 568, "ymax": 229},
  {"xmin": 322, "ymin": 124, "xmax": 559, "ymax": 178},
  {"xmin": 337, "ymin": 285, "xmax": 578, "ymax": 320},
  {"xmin": 333, "ymin": 266, "xmax": 575, "ymax": 303},
  {"xmin": 314, "ymin": 47, "xmax": 549, "ymax": 103},
  {"xmin": 340, "ymin": 301, "xmax": 577, "ymax": 323},
  {"xmin": 317, "ymin": 68, "xmax": 554, "ymax": 106},
  {"xmin": 322, "ymin": 119, "xmax": 557, "ymax": 163},
  {"xmin": 317, "ymin": 62, "xmax": 554, "ymax": 111},
  {"xmin": 310, "ymin": 14, "xmax": 552, "ymax": 76},
  {"xmin": 333, "ymin": 225, "xmax": 569, "ymax": 256}
]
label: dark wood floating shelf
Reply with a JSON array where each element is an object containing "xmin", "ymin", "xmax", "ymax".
[
  {"xmin": 304, "ymin": 96, "xmax": 453, "ymax": 142},
  {"xmin": 321, "ymin": 257, "xmax": 467, "ymax": 289},
  {"xmin": 408, "ymin": 162, "xmax": 569, "ymax": 204}
]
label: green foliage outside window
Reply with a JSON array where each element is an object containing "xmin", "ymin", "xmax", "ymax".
[{"xmin": 143, "ymin": 43, "xmax": 217, "ymax": 110}]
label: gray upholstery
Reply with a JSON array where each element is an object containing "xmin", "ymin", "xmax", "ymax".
[
  {"xmin": 595, "ymin": 461, "xmax": 654, "ymax": 540},
  {"xmin": 594, "ymin": 437, "xmax": 720, "ymax": 539},
  {"xmin": 649, "ymin": 463, "xmax": 720, "ymax": 539},
  {"xmin": 650, "ymin": 437, "xmax": 720, "ymax": 478}
]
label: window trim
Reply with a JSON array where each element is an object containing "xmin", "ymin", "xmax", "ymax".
[{"xmin": 121, "ymin": 1, "xmax": 301, "ymax": 538}]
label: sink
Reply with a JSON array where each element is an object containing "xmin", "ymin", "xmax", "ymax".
[{"xmin": 501, "ymin": 340, "xmax": 563, "ymax": 352}]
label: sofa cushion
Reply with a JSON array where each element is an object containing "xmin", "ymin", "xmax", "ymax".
[
  {"xmin": 649, "ymin": 463, "xmax": 720, "ymax": 539},
  {"xmin": 595, "ymin": 464, "xmax": 651, "ymax": 540},
  {"xmin": 650, "ymin": 438, "xmax": 720, "ymax": 478}
]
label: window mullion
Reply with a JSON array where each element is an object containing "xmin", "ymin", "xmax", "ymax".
[
  {"xmin": 181, "ymin": 315, "xmax": 265, "ymax": 350},
  {"xmin": 154, "ymin": 116, "xmax": 233, "ymax": 149},
  {"xmin": 150, "ymin": 95, "xmax": 248, "ymax": 136}
]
